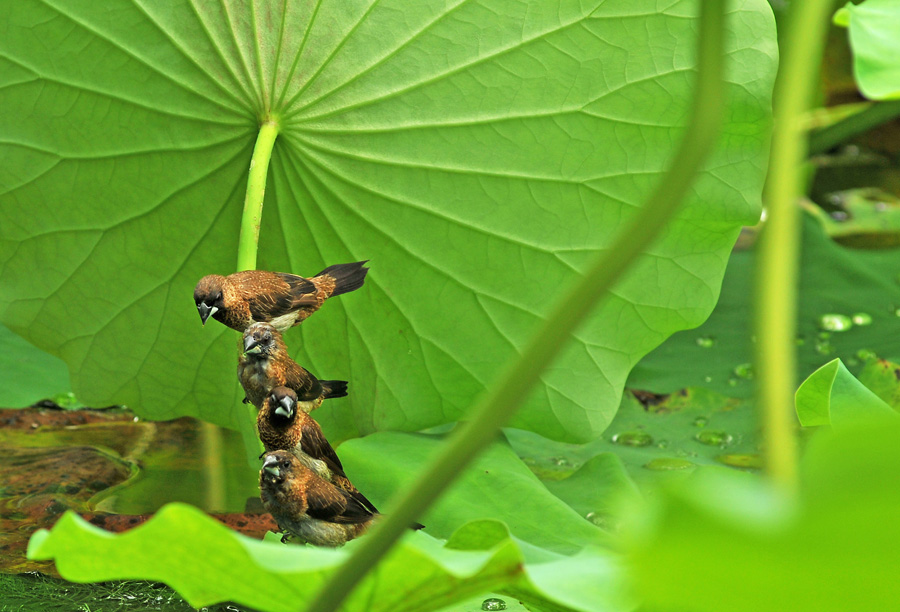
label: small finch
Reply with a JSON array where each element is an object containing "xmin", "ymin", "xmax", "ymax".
[
  {"xmin": 259, "ymin": 451, "xmax": 375, "ymax": 547},
  {"xmin": 193, "ymin": 261, "xmax": 369, "ymax": 332},
  {"xmin": 238, "ymin": 322, "xmax": 347, "ymax": 410},
  {"xmin": 257, "ymin": 387, "xmax": 379, "ymax": 514}
]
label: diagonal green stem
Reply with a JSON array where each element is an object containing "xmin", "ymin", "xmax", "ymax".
[
  {"xmin": 754, "ymin": 0, "xmax": 835, "ymax": 497},
  {"xmin": 237, "ymin": 120, "xmax": 280, "ymax": 272},
  {"xmin": 302, "ymin": 2, "xmax": 726, "ymax": 611}
]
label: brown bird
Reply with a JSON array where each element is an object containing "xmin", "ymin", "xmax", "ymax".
[
  {"xmin": 259, "ymin": 450, "xmax": 375, "ymax": 547},
  {"xmin": 257, "ymin": 387, "xmax": 379, "ymax": 514},
  {"xmin": 238, "ymin": 322, "xmax": 347, "ymax": 410},
  {"xmin": 194, "ymin": 261, "xmax": 369, "ymax": 332}
]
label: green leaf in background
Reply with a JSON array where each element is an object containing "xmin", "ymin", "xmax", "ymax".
[
  {"xmin": 794, "ymin": 358, "xmax": 897, "ymax": 427},
  {"xmin": 856, "ymin": 356, "xmax": 900, "ymax": 408},
  {"xmin": 835, "ymin": 0, "xmax": 900, "ymax": 100},
  {"xmin": 0, "ymin": 322, "xmax": 71, "ymax": 408},
  {"xmin": 628, "ymin": 213, "xmax": 900, "ymax": 398},
  {"xmin": 27, "ymin": 504, "xmax": 627, "ymax": 612},
  {"xmin": 337, "ymin": 431, "xmax": 607, "ymax": 555},
  {"xmin": 506, "ymin": 387, "xmax": 761, "ymax": 498},
  {"xmin": 624, "ymin": 419, "xmax": 900, "ymax": 612},
  {"xmin": 0, "ymin": 0, "xmax": 777, "ymax": 444}
]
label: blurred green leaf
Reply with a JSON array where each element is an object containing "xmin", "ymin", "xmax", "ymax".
[
  {"xmin": 795, "ymin": 358, "xmax": 897, "ymax": 427},
  {"xmin": 624, "ymin": 419, "xmax": 900, "ymax": 612},
  {"xmin": 835, "ymin": 0, "xmax": 900, "ymax": 99},
  {"xmin": 629, "ymin": 213, "xmax": 900, "ymax": 398},
  {"xmin": 0, "ymin": 322, "xmax": 71, "ymax": 408},
  {"xmin": 0, "ymin": 0, "xmax": 776, "ymax": 445},
  {"xmin": 28, "ymin": 505, "xmax": 627, "ymax": 612}
]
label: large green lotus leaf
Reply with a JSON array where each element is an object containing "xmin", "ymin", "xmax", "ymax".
[
  {"xmin": 0, "ymin": 322, "xmax": 71, "ymax": 407},
  {"xmin": 27, "ymin": 505, "xmax": 626, "ymax": 612},
  {"xmin": 0, "ymin": 1, "xmax": 776, "ymax": 444},
  {"xmin": 628, "ymin": 213, "xmax": 900, "ymax": 398},
  {"xmin": 624, "ymin": 419, "xmax": 900, "ymax": 612},
  {"xmin": 337, "ymin": 431, "xmax": 607, "ymax": 555},
  {"xmin": 835, "ymin": 0, "xmax": 900, "ymax": 100},
  {"xmin": 794, "ymin": 358, "xmax": 897, "ymax": 427}
]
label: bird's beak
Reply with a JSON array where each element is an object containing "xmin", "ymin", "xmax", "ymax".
[
  {"xmin": 262, "ymin": 455, "xmax": 281, "ymax": 478},
  {"xmin": 198, "ymin": 304, "xmax": 218, "ymax": 325},
  {"xmin": 243, "ymin": 337, "xmax": 262, "ymax": 355},
  {"xmin": 275, "ymin": 397, "xmax": 295, "ymax": 420}
]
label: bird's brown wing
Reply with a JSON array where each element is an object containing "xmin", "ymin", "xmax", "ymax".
[
  {"xmin": 275, "ymin": 273, "xmax": 321, "ymax": 307},
  {"xmin": 300, "ymin": 417, "xmax": 345, "ymax": 474},
  {"xmin": 305, "ymin": 479, "xmax": 373, "ymax": 524},
  {"xmin": 284, "ymin": 362, "xmax": 324, "ymax": 402}
]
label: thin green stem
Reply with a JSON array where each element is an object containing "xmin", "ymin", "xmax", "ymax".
[
  {"xmin": 237, "ymin": 121, "xmax": 280, "ymax": 272},
  {"xmin": 754, "ymin": 0, "xmax": 835, "ymax": 496},
  {"xmin": 808, "ymin": 100, "xmax": 900, "ymax": 155},
  {"xmin": 302, "ymin": 2, "xmax": 726, "ymax": 611}
]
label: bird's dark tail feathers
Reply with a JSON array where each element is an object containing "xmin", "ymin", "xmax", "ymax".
[
  {"xmin": 316, "ymin": 261, "xmax": 369, "ymax": 297},
  {"xmin": 321, "ymin": 380, "xmax": 349, "ymax": 399}
]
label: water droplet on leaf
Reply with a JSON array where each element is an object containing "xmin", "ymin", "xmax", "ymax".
[
  {"xmin": 693, "ymin": 416, "xmax": 708, "ymax": 428},
  {"xmin": 851, "ymin": 312, "xmax": 872, "ymax": 326},
  {"xmin": 717, "ymin": 453, "xmax": 763, "ymax": 469},
  {"xmin": 695, "ymin": 335, "xmax": 716, "ymax": 348},
  {"xmin": 482, "ymin": 599, "xmax": 507, "ymax": 611},
  {"xmin": 611, "ymin": 431, "xmax": 653, "ymax": 447},
  {"xmin": 818, "ymin": 314, "xmax": 853, "ymax": 332},
  {"xmin": 695, "ymin": 430, "xmax": 733, "ymax": 447},
  {"xmin": 644, "ymin": 458, "xmax": 694, "ymax": 471},
  {"xmin": 815, "ymin": 341, "xmax": 835, "ymax": 355},
  {"xmin": 733, "ymin": 363, "xmax": 754, "ymax": 379}
]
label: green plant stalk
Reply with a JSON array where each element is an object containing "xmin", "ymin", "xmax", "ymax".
[
  {"xmin": 237, "ymin": 120, "xmax": 280, "ymax": 272},
  {"xmin": 754, "ymin": 0, "xmax": 835, "ymax": 496},
  {"xmin": 302, "ymin": 1, "xmax": 726, "ymax": 610},
  {"xmin": 808, "ymin": 100, "xmax": 900, "ymax": 155},
  {"xmin": 235, "ymin": 120, "xmax": 280, "ymax": 465}
]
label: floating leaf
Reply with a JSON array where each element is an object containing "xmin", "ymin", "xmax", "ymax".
[
  {"xmin": 629, "ymin": 213, "xmax": 900, "ymax": 398},
  {"xmin": 0, "ymin": 0, "xmax": 777, "ymax": 445}
]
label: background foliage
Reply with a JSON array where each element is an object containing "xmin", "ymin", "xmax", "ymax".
[{"xmin": 0, "ymin": 0, "xmax": 774, "ymax": 445}]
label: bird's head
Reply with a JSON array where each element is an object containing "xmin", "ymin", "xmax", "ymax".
[
  {"xmin": 194, "ymin": 275, "xmax": 227, "ymax": 325},
  {"xmin": 261, "ymin": 450, "xmax": 297, "ymax": 484},
  {"xmin": 242, "ymin": 322, "xmax": 280, "ymax": 358},
  {"xmin": 269, "ymin": 386, "xmax": 298, "ymax": 423}
]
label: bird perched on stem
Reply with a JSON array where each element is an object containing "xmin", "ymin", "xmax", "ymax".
[
  {"xmin": 259, "ymin": 451, "xmax": 375, "ymax": 547},
  {"xmin": 194, "ymin": 261, "xmax": 369, "ymax": 332},
  {"xmin": 238, "ymin": 323, "xmax": 347, "ymax": 410},
  {"xmin": 258, "ymin": 387, "xmax": 379, "ymax": 514}
]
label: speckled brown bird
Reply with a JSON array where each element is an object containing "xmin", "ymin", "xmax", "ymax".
[
  {"xmin": 257, "ymin": 387, "xmax": 379, "ymax": 514},
  {"xmin": 238, "ymin": 322, "xmax": 347, "ymax": 410},
  {"xmin": 259, "ymin": 450, "xmax": 375, "ymax": 547},
  {"xmin": 194, "ymin": 261, "xmax": 369, "ymax": 332}
]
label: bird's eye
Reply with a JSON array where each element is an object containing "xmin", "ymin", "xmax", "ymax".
[
  {"xmin": 215, "ymin": 292, "xmax": 223, "ymax": 302},
  {"xmin": 263, "ymin": 332, "xmax": 272, "ymax": 341},
  {"xmin": 282, "ymin": 460, "xmax": 290, "ymax": 468}
]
